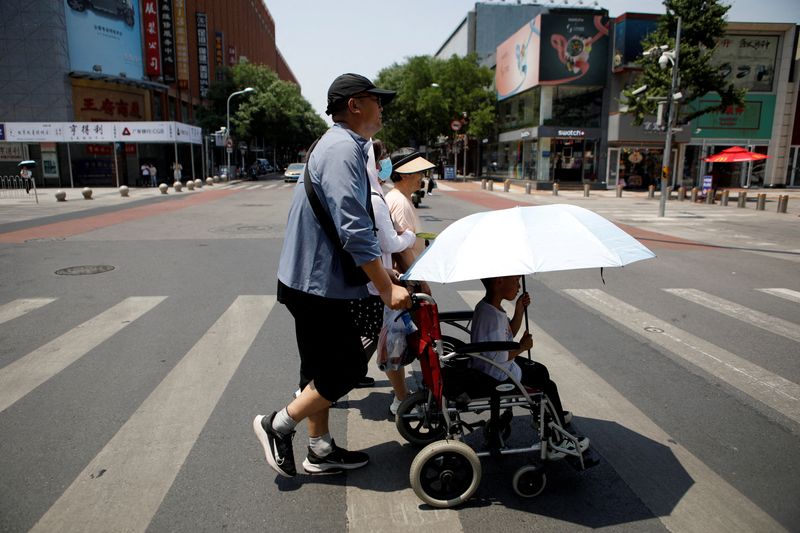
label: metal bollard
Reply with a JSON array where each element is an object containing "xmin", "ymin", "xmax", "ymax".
[
  {"xmin": 691, "ymin": 187, "xmax": 698, "ymax": 202},
  {"xmin": 647, "ymin": 184, "xmax": 655, "ymax": 199},
  {"xmin": 583, "ymin": 183, "xmax": 590, "ymax": 197},
  {"xmin": 525, "ymin": 182, "xmax": 532, "ymax": 194},
  {"xmin": 756, "ymin": 193, "xmax": 766, "ymax": 210},
  {"xmin": 552, "ymin": 182, "xmax": 559, "ymax": 196},
  {"xmin": 481, "ymin": 179, "xmax": 486, "ymax": 190},
  {"xmin": 504, "ymin": 179, "xmax": 511, "ymax": 192},
  {"xmin": 720, "ymin": 190, "xmax": 729, "ymax": 206},
  {"xmin": 777, "ymin": 195, "xmax": 788, "ymax": 213},
  {"xmin": 487, "ymin": 180, "xmax": 494, "ymax": 191},
  {"xmin": 678, "ymin": 186, "xmax": 685, "ymax": 201},
  {"xmin": 616, "ymin": 184, "xmax": 623, "ymax": 197},
  {"xmin": 705, "ymin": 189, "xmax": 715, "ymax": 204},
  {"xmin": 737, "ymin": 191, "xmax": 747, "ymax": 207}
]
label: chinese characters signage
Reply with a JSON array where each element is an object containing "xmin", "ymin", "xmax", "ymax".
[
  {"xmin": 0, "ymin": 121, "xmax": 202, "ymax": 144},
  {"xmin": 214, "ymin": 32, "xmax": 225, "ymax": 80},
  {"xmin": 158, "ymin": 0, "xmax": 176, "ymax": 83},
  {"xmin": 196, "ymin": 13, "xmax": 210, "ymax": 98},
  {"xmin": 143, "ymin": 0, "xmax": 161, "ymax": 76},
  {"xmin": 73, "ymin": 85, "xmax": 146, "ymax": 122},
  {"xmin": 173, "ymin": 0, "xmax": 190, "ymax": 89},
  {"xmin": 713, "ymin": 34, "xmax": 779, "ymax": 92},
  {"xmin": 691, "ymin": 94, "xmax": 775, "ymax": 139},
  {"xmin": 228, "ymin": 45, "xmax": 237, "ymax": 66}
]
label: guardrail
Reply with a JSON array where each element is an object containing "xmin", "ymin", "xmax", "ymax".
[{"xmin": 0, "ymin": 175, "xmax": 38, "ymax": 203}]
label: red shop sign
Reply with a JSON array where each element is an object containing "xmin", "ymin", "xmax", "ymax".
[{"xmin": 143, "ymin": 0, "xmax": 161, "ymax": 76}]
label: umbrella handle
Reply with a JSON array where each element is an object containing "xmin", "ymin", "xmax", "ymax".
[{"xmin": 522, "ymin": 277, "xmax": 531, "ymax": 361}]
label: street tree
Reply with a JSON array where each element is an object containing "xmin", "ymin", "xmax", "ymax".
[
  {"xmin": 197, "ymin": 63, "xmax": 327, "ymax": 160},
  {"xmin": 622, "ymin": 0, "xmax": 746, "ymax": 126},
  {"xmin": 374, "ymin": 54, "xmax": 496, "ymax": 151}
]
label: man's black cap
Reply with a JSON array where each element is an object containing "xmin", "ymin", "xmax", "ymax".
[{"xmin": 325, "ymin": 73, "xmax": 396, "ymax": 115}]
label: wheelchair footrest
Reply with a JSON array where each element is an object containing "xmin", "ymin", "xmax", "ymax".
[{"xmin": 566, "ymin": 447, "xmax": 601, "ymax": 471}]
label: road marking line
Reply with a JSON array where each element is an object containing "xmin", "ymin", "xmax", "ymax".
[
  {"xmin": 282, "ymin": 183, "xmax": 295, "ymax": 188},
  {"xmin": 757, "ymin": 288, "xmax": 800, "ymax": 305},
  {"xmin": 564, "ymin": 289, "xmax": 800, "ymax": 425},
  {"xmin": 460, "ymin": 290, "xmax": 785, "ymax": 533},
  {"xmin": 264, "ymin": 184, "xmax": 279, "ymax": 189},
  {"xmin": 664, "ymin": 288, "xmax": 800, "ymax": 343},
  {"xmin": 0, "ymin": 297, "xmax": 166, "ymax": 413},
  {"xmin": 0, "ymin": 298, "xmax": 55, "ymax": 325},
  {"xmin": 31, "ymin": 295, "xmax": 275, "ymax": 533},
  {"xmin": 244, "ymin": 184, "xmax": 260, "ymax": 189}
]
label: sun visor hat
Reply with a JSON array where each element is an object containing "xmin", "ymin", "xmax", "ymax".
[
  {"xmin": 325, "ymin": 73, "xmax": 396, "ymax": 115},
  {"xmin": 391, "ymin": 151, "xmax": 436, "ymax": 174}
]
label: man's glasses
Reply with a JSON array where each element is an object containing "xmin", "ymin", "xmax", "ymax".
[{"xmin": 352, "ymin": 94, "xmax": 382, "ymax": 107}]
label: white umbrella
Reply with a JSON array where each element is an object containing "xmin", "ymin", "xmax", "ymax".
[{"xmin": 402, "ymin": 204, "xmax": 655, "ymax": 283}]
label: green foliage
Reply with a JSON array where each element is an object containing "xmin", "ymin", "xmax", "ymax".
[
  {"xmin": 621, "ymin": 0, "xmax": 746, "ymax": 126},
  {"xmin": 374, "ymin": 54, "xmax": 496, "ymax": 150},
  {"xmin": 196, "ymin": 62, "xmax": 327, "ymax": 149}
]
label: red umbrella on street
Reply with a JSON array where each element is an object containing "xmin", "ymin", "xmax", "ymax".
[{"xmin": 704, "ymin": 146, "xmax": 769, "ymax": 163}]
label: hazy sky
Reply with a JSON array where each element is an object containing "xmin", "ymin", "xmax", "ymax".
[{"xmin": 265, "ymin": 0, "xmax": 800, "ymax": 121}]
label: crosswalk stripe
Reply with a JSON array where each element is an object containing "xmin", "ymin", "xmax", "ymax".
[
  {"xmin": 244, "ymin": 184, "xmax": 261, "ymax": 189},
  {"xmin": 0, "ymin": 297, "xmax": 165, "ymax": 413},
  {"xmin": 458, "ymin": 290, "xmax": 784, "ymax": 533},
  {"xmin": 757, "ymin": 288, "xmax": 800, "ymax": 304},
  {"xmin": 31, "ymin": 295, "xmax": 275, "ymax": 533},
  {"xmin": 564, "ymin": 289, "xmax": 800, "ymax": 425},
  {"xmin": 0, "ymin": 298, "xmax": 56, "ymax": 325},
  {"xmin": 664, "ymin": 288, "xmax": 800, "ymax": 344},
  {"xmin": 264, "ymin": 183, "xmax": 279, "ymax": 189}
]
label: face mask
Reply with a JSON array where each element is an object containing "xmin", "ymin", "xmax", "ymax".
[{"xmin": 378, "ymin": 158, "xmax": 393, "ymax": 180}]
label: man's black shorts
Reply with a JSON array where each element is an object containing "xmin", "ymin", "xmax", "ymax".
[{"xmin": 278, "ymin": 281, "xmax": 367, "ymax": 401}]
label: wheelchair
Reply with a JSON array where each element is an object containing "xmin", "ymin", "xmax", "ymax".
[{"xmin": 395, "ymin": 294, "xmax": 598, "ymax": 508}]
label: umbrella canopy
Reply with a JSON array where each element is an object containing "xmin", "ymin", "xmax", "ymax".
[
  {"xmin": 402, "ymin": 204, "xmax": 655, "ymax": 283},
  {"xmin": 704, "ymin": 146, "xmax": 769, "ymax": 163},
  {"xmin": 17, "ymin": 160, "xmax": 36, "ymax": 168}
]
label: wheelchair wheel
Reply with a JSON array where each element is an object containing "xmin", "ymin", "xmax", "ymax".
[
  {"xmin": 512, "ymin": 464, "xmax": 546, "ymax": 498},
  {"xmin": 440, "ymin": 335, "xmax": 465, "ymax": 355},
  {"xmin": 410, "ymin": 440, "xmax": 481, "ymax": 508},
  {"xmin": 396, "ymin": 390, "xmax": 447, "ymax": 446}
]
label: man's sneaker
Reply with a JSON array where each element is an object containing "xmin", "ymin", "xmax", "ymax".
[
  {"xmin": 253, "ymin": 413, "xmax": 296, "ymax": 477},
  {"xmin": 356, "ymin": 376, "xmax": 375, "ymax": 388},
  {"xmin": 302, "ymin": 439, "xmax": 369, "ymax": 474},
  {"xmin": 547, "ymin": 434, "xmax": 590, "ymax": 460}
]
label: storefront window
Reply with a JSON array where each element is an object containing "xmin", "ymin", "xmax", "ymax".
[
  {"xmin": 617, "ymin": 147, "xmax": 663, "ymax": 189},
  {"xmin": 498, "ymin": 88, "xmax": 540, "ymax": 131},
  {"xmin": 550, "ymin": 138, "xmax": 598, "ymax": 182},
  {"xmin": 547, "ymin": 86, "xmax": 603, "ymax": 127}
]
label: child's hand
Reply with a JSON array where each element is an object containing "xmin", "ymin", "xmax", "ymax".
[
  {"xmin": 516, "ymin": 291, "xmax": 531, "ymax": 312},
  {"xmin": 519, "ymin": 331, "xmax": 533, "ymax": 352}
]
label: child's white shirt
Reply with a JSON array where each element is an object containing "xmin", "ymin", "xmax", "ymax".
[{"xmin": 470, "ymin": 299, "xmax": 522, "ymax": 382}]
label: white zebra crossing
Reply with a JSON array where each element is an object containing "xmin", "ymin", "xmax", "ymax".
[
  {"xmin": 458, "ymin": 290, "xmax": 784, "ymax": 533},
  {"xmin": 664, "ymin": 288, "xmax": 800, "ymax": 343},
  {"xmin": 564, "ymin": 289, "xmax": 800, "ymax": 425},
  {"xmin": 0, "ymin": 298, "xmax": 55, "ymax": 325},
  {"xmin": 0, "ymin": 297, "xmax": 166, "ymax": 413},
  {"xmin": 756, "ymin": 288, "xmax": 800, "ymax": 305},
  {"xmin": 31, "ymin": 295, "xmax": 275, "ymax": 533}
]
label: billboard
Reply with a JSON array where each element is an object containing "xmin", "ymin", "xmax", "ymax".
[
  {"xmin": 712, "ymin": 34, "xmax": 779, "ymax": 93},
  {"xmin": 496, "ymin": 18, "xmax": 541, "ymax": 100},
  {"xmin": 538, "ymin": 12, "xmax": 609, "ymax": 86},
  {"xmin": 64, "ymin": 0, "xmax": 144, "ymax": 79}
]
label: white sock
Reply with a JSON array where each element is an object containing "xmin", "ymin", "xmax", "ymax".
[
  {"xmin": 309, "ymin": 433, "xmax": 333, "ymax": 457},
  {"xmin": 272, "ymin": 407, "xmax": 297, "ymax": 435}
]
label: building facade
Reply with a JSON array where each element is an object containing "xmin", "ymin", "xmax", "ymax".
[{"xmin": 0, "ymin": 0, "xmax": 296, "ymax": 187}]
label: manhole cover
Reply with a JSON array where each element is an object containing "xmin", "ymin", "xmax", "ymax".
[
  {"xmin": 644, "ymin": 326, "xmax": 664, "ymax": 333},
  {"xmin": 55, "ymin": 265, "xmax": 115, "ymax": 276}
]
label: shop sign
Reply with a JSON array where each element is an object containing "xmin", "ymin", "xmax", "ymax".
[
  {"xmin": 175, "ymin": 122, "xmax": 202, "ymax": 144},
  {"xmin": 712, "ymin": 34, "xmax": 778, "ymax": 92},
  {"xmin": 214, "ymin": 32, "xmax": 224, "ymax": 81},
  {"xmin": 142, "ymin": 0, "xmax": 161, "ymax": 76},
  {"xmin": 65, "ymin": 123, "xmax": 116, "ymax": 143},
  {"xmin": 0, "ymin": 143, "xmax": 25, "ymax": 161},
  {"xmin": 86, "ymin": 144, "xmax": 137, "ymax": 155},
  {"xmin": 3, "ymin": 123, "xmax": 65, "ymax": 142},
  {"xmin": 556, "ymin": 129, "xmax": 586, "ymax": 137},
  {"xmin": 196, "ymin": 13, "xmax": 210, "ymax": 98},
  {"xmin": 173, "ymin": 0, "xmax": 190, "ymax": 90},
  {"xmin": 228, "ymin": 46, "xmax": 237, "ymax": 66},
  {"xmin": 74, "ymin": 85, "xmax": 146, "ymax": 122},
  {"xmin": 158, "ymin": 0, "xmax": 176, "ymax": 83},
  {"xmin": 41, "ymin": 143, "xmax": 59, "ymax": 178},
  {"xmin": 691, "ymin": 94, "xmax": 775, "ymax": 139}
]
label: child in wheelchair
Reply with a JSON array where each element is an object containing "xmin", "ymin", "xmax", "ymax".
[{"xmin": 470, "ymin": 275, "xmax": 588, "ymax": 454}]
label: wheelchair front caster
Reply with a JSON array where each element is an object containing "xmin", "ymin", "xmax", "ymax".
[
  {"xmin": 396, "ymin": 391, "xmax": 447, "ymax": 446},
  {"xmin": 410, "ymin": 440, "xmax": 481, "ymax": 508},
  {"xmin": 512, "ymin": 464, "xmax": 547, "ymax": 498}
]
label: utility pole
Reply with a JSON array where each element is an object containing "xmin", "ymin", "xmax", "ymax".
[{"xmin": 659, "ymin": 16, "xmax": 682, "ymax": 218}]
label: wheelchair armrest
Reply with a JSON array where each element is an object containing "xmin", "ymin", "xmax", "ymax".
[
  {"xmin": 453, "ymin": 341, "xmax": 520, "ymax": 354},
  {"xmin": 438, "ymin": 310, "xmax": 474, "ymax": 323}
]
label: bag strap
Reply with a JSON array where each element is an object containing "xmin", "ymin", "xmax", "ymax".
[{"xmin": 303, "ymin": 137, "xmax": 376, "ymax": 253}]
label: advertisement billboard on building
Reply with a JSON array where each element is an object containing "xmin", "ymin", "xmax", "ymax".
[
  {"xmin": 142, "ymin": 0, "xmax": 161, "ymax": 76},
  {"xmin": 158, "ymin": 0, "xmax": 176, "ymax": 83},
  {"xmin": 196, "ymin": 13, "xmax": 210, "ymax": 98},
  {"xmin": 496, "ymin": 18, "xmax": 541, "ymax": 101},
  {"xmin": 712, "ymin": 34, "xmax": 779, "ymax": 93},
  {"xmin": 173, "ymin": 0, "xmax": 190, "ymax": 89},
  {"xmin": 538, "ymin": 12, "xmax": 610, "ymax": 86},
  {"xmin": 64, "ymin": 0, "xmax": 144, "ymax": 79}
]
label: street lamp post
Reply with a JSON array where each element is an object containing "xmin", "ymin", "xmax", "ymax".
[
  {"xmin": 226, "ymin": 87, "xmax": 256, "ymax": 180},
  {"xmin": 658, "ymin": 16, "xmax": 682, "ymax": 218}
]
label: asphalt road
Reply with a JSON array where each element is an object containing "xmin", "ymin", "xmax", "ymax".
[{"xmin": 0, "ymin": 179, "xmax": 798, "ymax": 532}]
